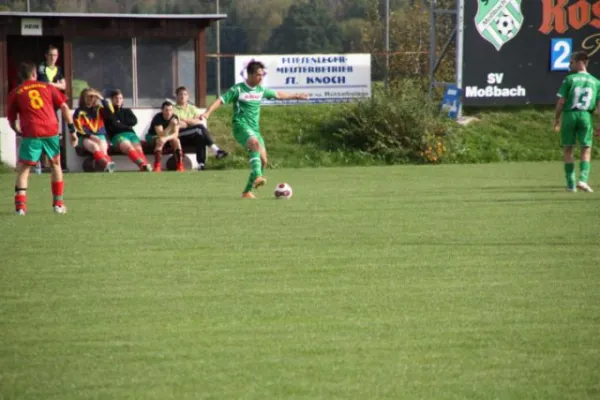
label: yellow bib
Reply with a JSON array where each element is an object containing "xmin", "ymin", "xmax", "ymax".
[{"xmin": 45, "ymin": 66, "xmax": 58, "ymax": 82}]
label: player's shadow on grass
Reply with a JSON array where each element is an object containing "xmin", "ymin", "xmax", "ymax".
[
  {"xmin": 0, "ymin": 211, "xmax": 21, "ymax": 216},
  {"xmin": 69, "ymin": 194, "xmax": 235, "ymax": 201},
  {"xmin": 486, "ymin": 198, "xmax": 596, "ymax": 203},
  {"xmin": 0, "ymin": 210, "xmax": 49, "ymax": 216},
  {"xmin": 480, "ymin": 185, "xmax": 565, "ymax": 193},
  {"xmin": 390, "ymin": 197, "xmax": 595, "ymax": 206}
]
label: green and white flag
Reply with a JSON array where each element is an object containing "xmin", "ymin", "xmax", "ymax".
[{"xmin": 475, "ymin": 0, "xmax": 523, "ymax": 51}]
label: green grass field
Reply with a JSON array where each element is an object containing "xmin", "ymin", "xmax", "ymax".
[{"xmin": 1, "ymin": 163, "xmax": 599, "ymax": 399}]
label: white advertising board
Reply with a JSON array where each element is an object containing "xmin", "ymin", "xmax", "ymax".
[{"xmin": 233, "ymin": 54, "xmax": 371, "ymax": 104}]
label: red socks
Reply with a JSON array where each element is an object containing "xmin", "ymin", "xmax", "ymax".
[
  {"xmin": 14, "ymin": 182, "xmax": 64, "ymax": 211},
  {"xmin": 93, "ymin": 150, "xmax": 112, "ymax": 163},
  {"xmin": 127, "ymin": 149, "xmax": 144, "ymax": 166},
  {"xmin": 92, "ymin": 151, "xmax": 104, "ymax": 161},
  {"xmin": 51, "ymin": 181, "xmax": 64, "ymax": 207},
  {"xmin": 15, "ymin": 193, "xmax": 26, "ymax": 212}
]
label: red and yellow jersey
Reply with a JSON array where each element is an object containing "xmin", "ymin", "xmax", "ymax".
[
  {"xmin": 6, "ymin": 80, "xmax": 66, "ymax": 138},
  {"xmin": 73, "ymin": 101, "xmax": 111, "ymax": 136}
]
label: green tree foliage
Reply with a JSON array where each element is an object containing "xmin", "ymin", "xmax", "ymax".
[
  {"xmin": 266, "ymin": 0, "xmax": 342, "ymax": 54},
  {"xmin": 338, "ymin": 18, "xmax": 371, "ymax": 52},
  {"xmin": 359, "ymin": 0, "xmax": 455, "ymax": 88},
  {"xmin": 224, "ymin": 0, "xmax": 294, "ymax": 53}
]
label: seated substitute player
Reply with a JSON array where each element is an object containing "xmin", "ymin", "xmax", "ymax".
[
  {"xmin": 146, "ymin": 101, "xmax": 184, "ymax": 172},
  {"xmin": 73, "ymin": 88, "xmax": 115, "ymax": 172},
  {"xmin": 104, "ymin": 89, "xmax": 151, "ymax": 171},
  {"xmin": 200, "ymin": 61, "xmax": 308, "ymax": 198},
  {"xmin": 173, "ymin": 86, "xmax": 228, "ymax": 170},
  {"xmin": 554, "ymin": 51, "xmax": 599, "ymax": 192},
  {"xmin": 7, "ymin": 62, "xmax": 78, "ymax": 215}
]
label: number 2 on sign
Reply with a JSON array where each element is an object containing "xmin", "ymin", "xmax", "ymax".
[
  {"xmin": 551, "ymin": 38, "xmax": 572, "ymax": 71},
  {"xmin": 28, "ymin": 89, "xmax": 44, "ymax": 109}
]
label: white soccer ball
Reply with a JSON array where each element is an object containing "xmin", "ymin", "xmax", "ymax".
[
  {"xmin": 496, "ymin": 12, "xmax": 514, "ymax": 37},
  {"xmin": 274, "ymin": 183, "xmax": 293, "ymax": 199}
]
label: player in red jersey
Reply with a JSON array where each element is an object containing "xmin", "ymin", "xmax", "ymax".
[{"xmin": 7, "ymin": 62, "xmax": 78, "ymax": 215}]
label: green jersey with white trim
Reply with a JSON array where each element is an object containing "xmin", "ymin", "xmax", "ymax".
[
  {"xmin": 219, "ymin": 82, "xmax": 277, "ymax": 130},
  {"xmin": 557, "ymin": 71, "xmax": 600, "ymax": 112}
]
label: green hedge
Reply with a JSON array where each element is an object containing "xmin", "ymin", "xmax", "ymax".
[{"xmin": 207, "ymin": 83, "xmax": 598, "ymax": 169}]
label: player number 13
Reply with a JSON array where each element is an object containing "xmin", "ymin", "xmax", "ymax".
[{"xmin": 573, "ymin": 87, "xmax": 592, "ymax": 110}]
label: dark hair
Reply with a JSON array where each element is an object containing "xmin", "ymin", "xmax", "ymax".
[
  {"xmin": 175, "ymin": 86, "xmax": 187, "ymax": 95},
  {"xmin": 572, "ymin": 51, "xmax": 589, "ymax": 63},
  {"xmin": 46, "ymin": 45, "xmax": 59, "ymax": 54},
  {"xmin": 161, "ymin": 101, "xmax": 173, "ymax": 109},
  {"xmin": 246, "ymin": 61, "xmax": 265, "ymax": 75},
  {"xmin": 78, "ymin": 88, "xmax": 94, "ymax": 109},
  {"xmin": 19, "ymin": 62, "xmax": 36, "ymax": 80},
  {"xmin": 110, "ymin": 89, "xmax": 123, "ymax": 98}
]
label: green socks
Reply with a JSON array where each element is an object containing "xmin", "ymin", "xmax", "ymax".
[
  {"xmin": 243, "ymin": 151, "xmax": 263, "ymax": 193},
  {"xmin": 564, "ymin": 163, "xmax": 575, "ymax": 188},
  {"xmin": 565, "ymin": 161, "xmax": 592, "ymax": 187},
  {"xmin": 580, "ymin": 161, "xmax": 591, "ymax": 183}
]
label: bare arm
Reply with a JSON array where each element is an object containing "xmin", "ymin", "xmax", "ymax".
[
  {"xmin": 52, "ymin": 79, "xmax": 66, "ymax": 91},
  {"xmin": 60, "ymin": 103, "xmax": 78, "ymax": 147},
  {"xmin": 199, "ymin": 98, "xmax": 223, "ymax": 120},
  {"xmin": 187, "ymin": 117, "xmax": 205, "ymax": 126},
  {"xmin": 554, "ymin": 97, "xmax": 565, "ymax": 132},
  {"xmin": 154, "ymin": 125, "xmax": 165, "ymax": 137},
  {"xmin": 275, "ymin": 91, "xmax": 308, "ymax": 100},
  {"xmin": 60, "ymin": 103, "xmax": 74, "ymax": 125},
  {"xmin": 90, "ymin": 89, "xmax": 104, "ymax": 100}
]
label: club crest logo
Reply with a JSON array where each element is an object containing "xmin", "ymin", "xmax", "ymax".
[{"xmin": 475, "ymin": 0, "xmax": 523, "ymax": 51}]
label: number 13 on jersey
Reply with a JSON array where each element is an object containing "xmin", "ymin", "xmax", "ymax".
[{"xmin": 551, "ymin": 38, "xmax": 572, "ymax": 71}]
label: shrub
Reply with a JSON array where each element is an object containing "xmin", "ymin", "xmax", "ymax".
[{"xmin": 316, "ymin": 80, "xmax": 450, "ymax": 164}]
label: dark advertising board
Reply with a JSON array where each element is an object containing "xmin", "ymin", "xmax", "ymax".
[{"xmin": 463, "ymin": 0, "xmax": 600, "ymax": 106}]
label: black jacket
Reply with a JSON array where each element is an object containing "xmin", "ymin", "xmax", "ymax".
[{"xmin": 103, "ymin": 102, "xmax": 138, "ymax": 138}]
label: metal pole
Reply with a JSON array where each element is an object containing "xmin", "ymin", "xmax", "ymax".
[
  {"xmin": 456, "ymin": 0, "xmax": 464, "ymax": 118},
  {"xmin": 26, "ymin": 0, "xmax": 31, "ymax": 12},
  {"xmin": 428, "ymin": 0, "xmax": 435, "ymax": 99},
  {"xmin": 216, "ymin": 0, "xmax": 221, "ymax": 98},
  {"xmin": 384, "ymin": 0, "xmax": 390, "ymax": 90}
]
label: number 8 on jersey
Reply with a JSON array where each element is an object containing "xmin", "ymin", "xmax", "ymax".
[{"xmin": 28, "ymin": 89, "xmax": 44, "ymax": 110}]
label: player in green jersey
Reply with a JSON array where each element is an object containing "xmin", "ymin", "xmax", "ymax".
[
  {"xmin": 200, "ymin": 61, "xmax": 308, "ymax": 198},
  {"xmin": 554, "ymin": 51, "xmax": 600, "ymax": 192}
]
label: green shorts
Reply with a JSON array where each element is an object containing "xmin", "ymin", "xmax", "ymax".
[
  {"xmin": 233, "ymin": 124, "xmax": 265, "ymax": 149},
  {"xmin": 561, "ymin": 111, "xmax": 593, "ymax": 147},
  {"xmin": 19, "ymin": 136, "xmax": 60, "ymax": 166},
  {"xmin": 111, "ymin": 131, "xmax": 141, "ymax": 147},
  {"xmin": 145, "ymin": 134, "xmax": 156, "ymax": 144},
  {"xmin": 78, "ymin": 134, "xmax": 107, "ymax": 148}
]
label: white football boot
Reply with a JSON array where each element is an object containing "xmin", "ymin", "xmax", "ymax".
[
  {"xmin": 53, "ymin": 205, "xmax": 68, "ymax": 214},
  {"xmin": 577, "ymin": 181, "xmax": 593, "ymax": 193}
]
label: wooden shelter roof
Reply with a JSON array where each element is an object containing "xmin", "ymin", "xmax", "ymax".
[{"xmin": 0, "ymin": 11, "xmax": 227, "ymax": 21}]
